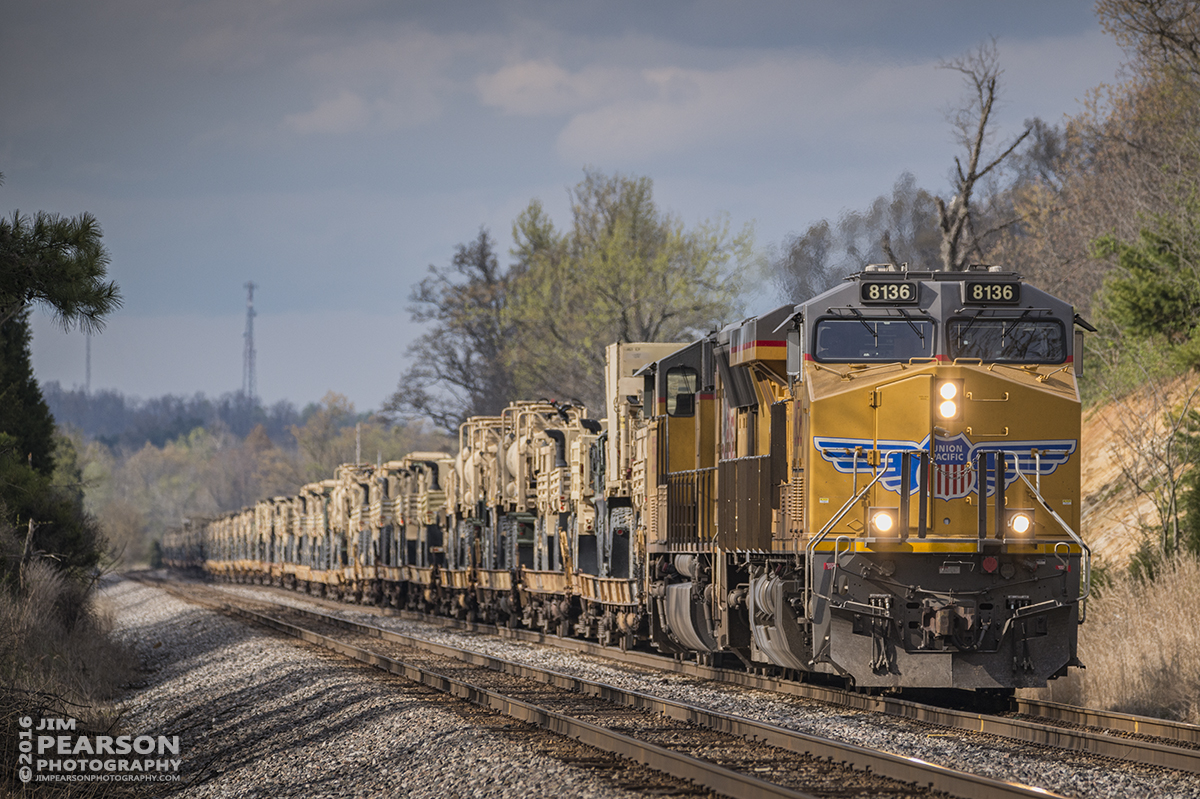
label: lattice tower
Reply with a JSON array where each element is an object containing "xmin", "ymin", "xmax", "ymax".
[{"xmin": 243, "ymin": 281, "xmax": 257, "ymax": 400}]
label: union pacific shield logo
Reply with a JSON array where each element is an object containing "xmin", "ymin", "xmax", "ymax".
[
  {"xmin": 933, "ymin": 433, "xmax": 973, "ymax": 499},
  {"xmin": 813, "ymin": 435, "xmax": 1077, "ymax": 499}
]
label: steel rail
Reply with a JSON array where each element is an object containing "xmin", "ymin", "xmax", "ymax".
[
  {"xmin": 332, "ymin": 599, "xmax": 1200, "ymax": 770},
  {"xmin": 227, "ymin": 604, "xmax": 820, "ymax": 799},
  {"xmin": 378, "ymin": 604, "xmax": 1200, "ymax": 772},
  {"xmin": 1014, "ymin": 698, "xmax": 1200, "ymax": 746},
  {"xmin": 296, "ymin": 602, "xmax": 1200, "ymax": 774},
  {"xmin": 153, "ymin": 576, "xmax": 1200, "ymax": 777},
  {"xmin": 252, "ymin": 605, "xmax": 1070, "ymax": 799},
  {"xmin": 137, "ymin": 576, "xmax": 1061, "ymax": 799},
  {"xmin": 138, "ymin": 579, "xmax": 814, "ymax": 799}
]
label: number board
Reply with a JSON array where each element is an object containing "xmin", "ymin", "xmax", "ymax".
[
  {"xmin": 963, "ymin": 281, "xmax": 1020, "ymax": 305},
  {"xmin": 860, "ymin": 281, "xmax": 919, "ymax": 305}
]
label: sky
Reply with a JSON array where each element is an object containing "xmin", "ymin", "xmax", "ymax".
[{"xmin": 2, "ymin": 1, "xmax": 1126, "ymax": 413}]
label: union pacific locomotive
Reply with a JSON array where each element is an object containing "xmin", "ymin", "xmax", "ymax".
[{"xmin": 163, "ymin": 265, "xmax": 1090, "ymax": 690}]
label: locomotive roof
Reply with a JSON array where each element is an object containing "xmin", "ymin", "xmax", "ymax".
[{"xmin": 795, "ymin": 265, "xmax": 1075, "ymax": 322}]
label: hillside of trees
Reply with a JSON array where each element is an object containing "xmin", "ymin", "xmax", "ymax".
[
  {"xmin": 42, "ymin": 387, "xmax": 450, "ymax": 566},
  {"xmin": 43, "ymin": 381, "xmax": 302, "ymax": 449}
]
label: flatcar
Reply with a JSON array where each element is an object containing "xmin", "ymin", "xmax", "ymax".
[{"xmin": 163, "ymin": 264, "xmax": 1089, "ymax": 690}]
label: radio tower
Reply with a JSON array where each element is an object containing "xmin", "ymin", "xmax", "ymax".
[{"xmin": 242, "ymin": 282, "xmax": 257, "ymax": 401}]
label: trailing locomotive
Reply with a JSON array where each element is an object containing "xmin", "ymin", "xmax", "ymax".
[{"xmin": 163, "ymin": 265, "xmax": 1090, "ymax": 690}]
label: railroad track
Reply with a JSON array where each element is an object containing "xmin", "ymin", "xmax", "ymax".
[
  {"xmin": 202, "ymin": 576, "xmax": 1200, "ymax": 774},
  {"xmin": 131, "ymin": 574, "xmax": 1067, "ymax": 799},
  {"xmin": 1012, "ymin": 697, "xmax": 1200, "ymax": 747},
  {"xmin": 399, "ymin": 595, "xmax": 1200, "ymax": 770}
]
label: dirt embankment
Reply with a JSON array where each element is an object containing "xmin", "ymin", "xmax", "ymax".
[{"xmin": 1079, "ymin": 373, "xmax": 1200, "ymax": 568}]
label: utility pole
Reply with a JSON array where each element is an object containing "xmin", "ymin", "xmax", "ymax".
[
  {"xmin": 242, "ymin": 281, "xmax": 257, "ymax": 401},
  {"xmin": 85, "ymin": 332, "xmax": 91, "ymax": 394}
]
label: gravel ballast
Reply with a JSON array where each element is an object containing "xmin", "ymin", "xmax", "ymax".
[
  {"xmin": 209, "ymin": 581, "xmax": 1200, "ymax": 799},
  {"xmin": 102, "ymin": 578, "xmax": 691, "ymax": 798}
]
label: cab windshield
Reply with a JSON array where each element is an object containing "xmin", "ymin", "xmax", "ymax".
[
  {"xmin": 814, "ymin": 318, "xmax": 934, "ymax": 362},
  {"xmin": 948, "ymin": 318, "xmax": 1066, "ymax": 363}
]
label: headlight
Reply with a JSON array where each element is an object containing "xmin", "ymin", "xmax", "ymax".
[
  {"xmin": 935, "ymin": 380, "xmax": 963, "ymax": 420},
  {"xmin": 869, "ymin": 508, "xmax": 898, "ymax": 536},
  {"xmin": 1008, "ymin": 512, "xmax": 1033, "ymax": 536}
]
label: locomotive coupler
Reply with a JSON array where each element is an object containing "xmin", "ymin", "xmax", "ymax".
[{"xmin": 919, "ymin": 598, "xmax": 977, "ymax": 650}]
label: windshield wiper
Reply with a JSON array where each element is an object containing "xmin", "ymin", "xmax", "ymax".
[
  {"xmin": 850, "ymin": 308, "xmax": 878, "ymax": 345},
  {"xmin": 898, "ymin": 309, "xmax": 926, "ymax": 343},
  {"xmin": 955, "ymin": 309, "xmax": 983, "ymax": 340}
]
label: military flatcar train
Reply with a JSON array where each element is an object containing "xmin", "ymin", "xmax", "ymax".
[{"xmin": 163, "ymin": 265, "xmax": 1091, "ymax": 690}]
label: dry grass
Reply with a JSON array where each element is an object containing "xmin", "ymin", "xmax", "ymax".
[
  {"xmin": 1026, "ymin": 552, "xmax": 1200, "ymax": 722},
  {"xmin": 0, "ymin": 561, "xmax": 139, "ymax": 797}
]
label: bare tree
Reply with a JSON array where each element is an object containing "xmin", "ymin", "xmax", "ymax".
[
  {"xmin": 935, "ymin": 40, "xmax": 1031, "ymax": 271},
  {"xmin": 1094, "ymin": 336, "xmax": 1200, "ymax": 560},
  {"xmin": 772, "ymin": 172, "xmax": 940, "ymax": 302},
  {"xmin": 384, "ymin": 228, "xmax": 517, "ymax": 431},
  {"xmin": 1098, "ymin": 0, "xmax": 1200, "ymax": 78},
  {"xmin": 772, "ymin": 220, "xmax": 839, "ymax": 303}
]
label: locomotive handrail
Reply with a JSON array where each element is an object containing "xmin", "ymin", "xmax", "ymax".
[
  {"xmin": 1028, "ymin": 446, "xmax": 1072, "ymax": 495},
  {"xmin": 1005, "ymin": 458, "xmax": 1091, "ymax": 620},
  {"xmin": 803, "ymin": 448, "xmax": 920, "ymax": 616}
]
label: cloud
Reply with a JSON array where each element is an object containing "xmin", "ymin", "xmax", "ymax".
[
  {"xmin": 281, "ymin": 28, "xmax": 488, "ymax": 136},
  {"xmin": 474, "ymin": 49, "xmax": 962, "ymax": 164},
  {"xmin": 472, "ymin": 26, "xmax": 1121, "ymax": 167},
  {"xmin": 284, "ymin": 89, "xmax": 372, "ymax": 134},
  {"xmin": 476, "ymin": 60, "xmax": 645, "ymax": 116},
  {"xmin": 550, "ymin": 55, "xmax": 955, "ymax": 163}
]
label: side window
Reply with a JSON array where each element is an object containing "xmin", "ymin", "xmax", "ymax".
[{"xmin": 666, "ymin": 366, "xmax": 699, "ymax": 417}]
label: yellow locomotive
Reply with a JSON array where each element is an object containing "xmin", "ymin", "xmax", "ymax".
[
  {"xmin": 164, "ymin": 265, "xmax": 1088, "ymax": 690},
  {"xmin": 643, "ymin": 264, "xmax": 1088, "ymax": 688}
]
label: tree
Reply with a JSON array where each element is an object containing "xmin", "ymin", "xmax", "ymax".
[
  {"xmin": 1102, "ymin": 363, "xmax": 1200, "ymax": 574},
  {"xmin": 0, "ymin": 175, "xmax": 118, "ymax": 582},
  {"xmin": 385, "ymin": 229, "xmax": 517, "ymax": 431},
  {"xmin": 508, "ymin": 170, "xmax": 751, "ymax": 410},
  {"xmin": 771, "ymin": 43, "xmax": 1037, "ymax": 300},
  {"xmin": 987, "ymin": 2, "xmax": 1200, "ymax": 312},
  {"xmin": 772, "ymin": 173, "xmax": 939, "ymax": 303},
  {"xmin": 292, "ymin": 392, "xmax": 360, "ymax": 481},
  {"xmin": 1092, "ymin": 200, "xmax": 1200, "ymax": 344},
  {"xmin": 935, "ymin": 40, "xmax": 1032, "ymax": 271},
  {"xmin": 0, "ymin": 310, "xmax": 57, "ymax": 475},
  {"xmin": 0, "ymin": 174, "xmax": 121, "ymax": 333},
  {"xmin": 772, "ymin": 220, "xmax": 839, "ymax": 303},
  {"xmin": 1098, "ymin": 0, "xmax": 1200, "ymax": 79}
]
